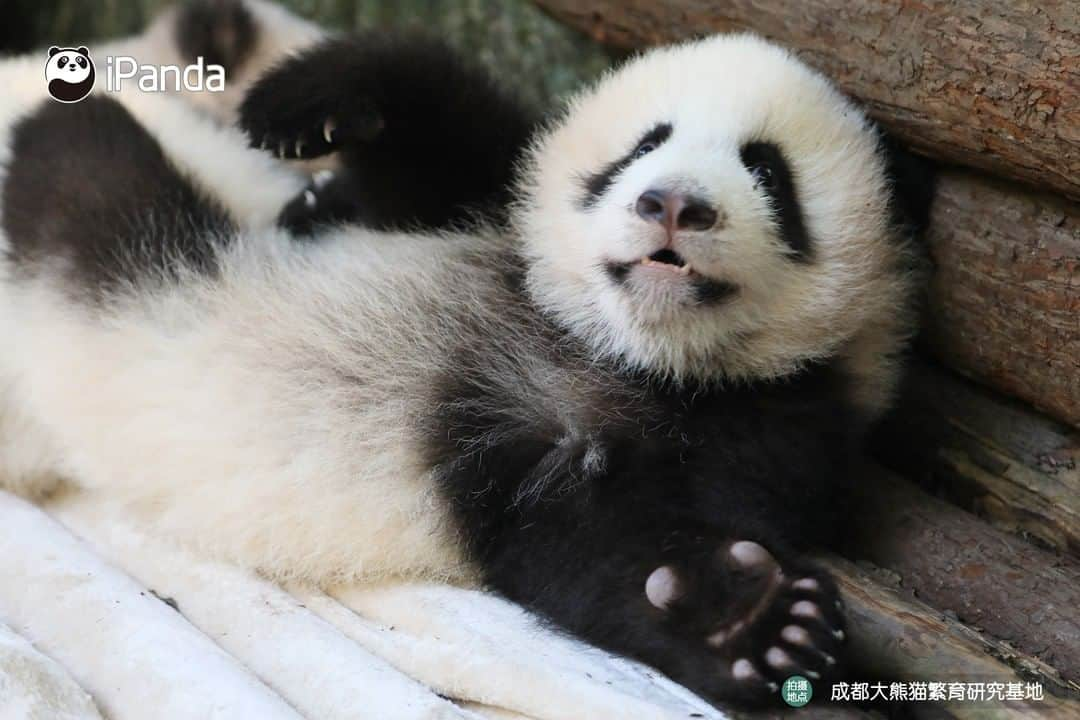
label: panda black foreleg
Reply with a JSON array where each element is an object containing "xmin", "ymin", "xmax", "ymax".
[
  {"xmin": 443, "ymin": 448, "xmax": 847, "ymax": 707},
  {"xmin": 238, "ymin": 35, "xmax": 536, "ymax": 233}
]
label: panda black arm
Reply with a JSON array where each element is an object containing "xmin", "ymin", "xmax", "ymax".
[
  {"xmin": 238, "ymin": 35, "xmax": 536, "ymax": 233},
  {"xmin": 429, "ymin": 369, "xmax": 856, "ymax": 707}
]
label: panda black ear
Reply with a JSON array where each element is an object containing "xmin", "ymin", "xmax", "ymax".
[
  {"xmin": 49, "ymin": 46, "xmax": 61, "ymax": 57},
  {"xmin": 76, "ymin": 47, "xmax": 90, "ymax": 57},
  {"xmin": 878, "ymin": 129, "xmax": 937, "ymax": 237}
]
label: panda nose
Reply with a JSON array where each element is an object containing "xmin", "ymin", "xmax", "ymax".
[
  {"xmin": 635, "ymin": 190, "xmax": 718, "ymax": 232},
  {"xmin": 68, "ymin": 64, "xmax": 76, "ymax": 69}
]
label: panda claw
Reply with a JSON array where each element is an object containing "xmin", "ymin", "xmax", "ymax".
[
  {"xmin": 295, "ymin": 138, "xmax": 306, "ymax": 158},
  {"xmin": 764, "ymin": 646, "xmax": 794, "ymax": 671},
  {"xmin": 313, "ymin": 169, "xmax": 336, "ymax": 189},
  {"xmin": 323, "ymin": 118, "xmax": 337, "ymax": 145},
  {"xmin": 303, "ymin": 190, "xmax": 317, "ymax": 210}
]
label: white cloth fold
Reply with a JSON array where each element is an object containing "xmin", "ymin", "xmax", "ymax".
[{"xmin": 0, "ymin": 491, "xmax": 726, "ymax": 720}]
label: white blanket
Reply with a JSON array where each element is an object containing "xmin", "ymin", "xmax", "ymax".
[{"xmin": 0, "ymin": 491, "xmax": 725, "ymax": 720}]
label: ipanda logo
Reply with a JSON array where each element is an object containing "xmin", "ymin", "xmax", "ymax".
[
  {"xmin": 46, "ymin": 47, "xmax": 225, "ymax": 103},
  {"xmin": 45, "ymin": 46, "xmax": 95, "ymax": 103}
]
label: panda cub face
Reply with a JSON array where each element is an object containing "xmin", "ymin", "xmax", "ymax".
[
  {"xmin": 519, "ymin": 35, "xmax": 913, "ymax": 397},
  {"xmin": 45, "ymin": 46, "xmax": 95, "ymax": 103}
]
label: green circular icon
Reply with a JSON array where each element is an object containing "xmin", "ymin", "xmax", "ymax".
[{"xmin": 781, "ymin": 675, "xmax": 813, "ymax": 707}]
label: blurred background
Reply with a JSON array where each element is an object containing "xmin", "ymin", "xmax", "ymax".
[{"xmin": 0, "ymin": 0, "xmax": 620, "ymax": 108}]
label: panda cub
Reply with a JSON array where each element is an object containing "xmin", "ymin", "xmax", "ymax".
[{"xmin": 0, "ymin": 19, "xmax": 931, "ymax": 708}]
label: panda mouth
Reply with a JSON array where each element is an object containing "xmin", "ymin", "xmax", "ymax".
[
  {"xmin": 604, "ymin": 251, "xmax": 739, "ymax": 304},
  {"xmin": 604, "ymin": 249, "xmax": 693, "ymax": 281},
  {"xmin": 640, "ymin": 248, "xmax": 691, "ymax": 275}
]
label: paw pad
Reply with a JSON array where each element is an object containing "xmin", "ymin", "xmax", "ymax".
[
  {"xmin": 647, "ymin": 539, "xmax": 846, "ymax": 701},
  {"xmin": 780, "ymin": 624, "xmax": 811, "ymax": 646},
  {"xmin": 731, "ymin": 658, "xmax": 760, "ymax": 681},
  {"xmin": 765, "ymin": 646, "xmax": 794, "ymax": 670},
  {"xmin": 729, "ymin": 540, "xmax": 775, "ymax": 569},
  {"xmin": 645, "ymin": 565, "xmax": 682, "ymax": 610}
]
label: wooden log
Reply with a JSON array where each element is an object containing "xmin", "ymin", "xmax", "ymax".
[
  {"xmin": 844, "ymin": 468, "xmax": 1080, "ymax": 687},
  {"xmin": 532, "ymin": 0, "xmax": 1080, "ymax": 201},
  {"xmin": 820, "ymin": 556, "xmax": 1080, "ymax": 718},
  {"xmin": 920, "ymin": 172, "xmax": 1080, "ymax": 429},
  {"xmin": 873, "ymin": 359, "xmax": 1080, "ymax": 555}
]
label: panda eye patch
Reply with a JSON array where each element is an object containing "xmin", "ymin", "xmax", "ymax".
[
  {"xmin": 739, "ymin": 141, "xmax": 812, "ymax": 260},
  {"xmin": 581, "ymin": 122, "xmax": 673, "ymax": 209},
  {"xmin": 58, "ymin": 56, "xmax": 68, "ymax": 66},
  {"xmin": 76, "ymin": 57, "xmax": 87, "ymax": 68},
  {"xmin": 740, "ymin": 142, "xmax": 794, "ymax": 200}
]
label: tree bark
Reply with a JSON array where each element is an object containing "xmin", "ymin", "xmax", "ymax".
[
  {"xmin": 845, "ymin": 468, "xmax": 1080, "ymax": 686},
  {"xmin": 920, "ymin": 172, "xmax": 1080, "ymax": 429},
  {"xmin": 873, "ymin": 359, "xmax": 1080, "ymax": 555},
  {"xmin": 821, "ymin": 556, "xmax": 1080, "ymax": 718},
  {"xmin": 532, "ymin": 0, "xmax": 1080, "ymax": 201}
]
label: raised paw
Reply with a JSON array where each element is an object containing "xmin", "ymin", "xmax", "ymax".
[
  {"xmin": 646, "ymin": 540, "xmax": 845, "ymax": 704},
  {"xmin": 238, "ymin": 40, "xmax": 385, "ymax": 161}
]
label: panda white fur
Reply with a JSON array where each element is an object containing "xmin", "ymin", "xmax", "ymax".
[{"xmin": 0, "ymin": 1, "xmax": 932, "ymax": 706}]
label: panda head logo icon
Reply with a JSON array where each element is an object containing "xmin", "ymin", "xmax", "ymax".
[{"xmin": 45, "ymin": 46, "xmax": 96, "ymax": 103}]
